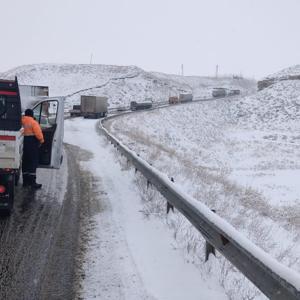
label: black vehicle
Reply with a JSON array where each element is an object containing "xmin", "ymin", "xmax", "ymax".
[
  {"xmin": 130, "ymin": 101, "xmax": 152, "ymax": 111},
  {"xmin": 212, "ymin": 88, "xmax": 227, "ymax": 98}
]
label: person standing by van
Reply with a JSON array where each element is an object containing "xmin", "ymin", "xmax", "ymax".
[{"xmin": 22, "ymin": 109, "xmax": 44, "ymax": 189}]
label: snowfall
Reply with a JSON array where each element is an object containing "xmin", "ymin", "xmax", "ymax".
[{"xmin": 2, "ymin": 63, "xmax": 300, "ymax": 299}]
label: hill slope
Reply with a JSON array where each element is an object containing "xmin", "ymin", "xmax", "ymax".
[{"xmin": 1, "ymin": 63, "xmax": 256, "ymax": 109}]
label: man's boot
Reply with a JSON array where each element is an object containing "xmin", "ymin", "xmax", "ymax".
[
  {"xmin": 31, "ymin": 175, "xmax": 42, "ymax": 189},
  {"xmin": 22, "ymin": 174, "xmax": 30, "ymax": 187}
]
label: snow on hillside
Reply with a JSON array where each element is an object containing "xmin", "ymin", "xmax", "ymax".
[
  {"xmin": 258, "ymin": 65, "xmax": 300, "ymax": 90},
  {"xmin": 234, "ymin": 80, "xmax": 300, "ymax": 131},
  {"xmin": 106, "ymin": 68, "xmax": 300, "ymax": 299},
  {"xmin": 1, "ymin": 63, "xmax": 141, "ymax": 96},
  {"xmin": 264, "ymin": 64, "xmax": 300, "ymax": 80},
  {"xmin": 0, "ymin": 63, "xmax": 256, "ymax": 110}
]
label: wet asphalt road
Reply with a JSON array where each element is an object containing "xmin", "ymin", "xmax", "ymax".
[{"xmin": 0, "ymin": 144, "xmax": 89, "ymax": 300}]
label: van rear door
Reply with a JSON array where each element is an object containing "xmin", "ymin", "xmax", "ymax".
[{"xmin": 32, "ymin": 97, "xmax": 64, "ymax": 169}]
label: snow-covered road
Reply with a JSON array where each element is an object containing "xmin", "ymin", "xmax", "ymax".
[{"xmin": 65, "ymin": 118, "xmax": 227, "ymax": 300}]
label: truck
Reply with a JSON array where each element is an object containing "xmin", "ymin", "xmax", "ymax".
[
  {"xmin": 81, "ymin": 96, "xmax": 108, "ymax": 118},
  {"xmin": 19, "ymin": 84, "xmax": 49, "ymax": 109},
  {"xmin": 169, "ymin": 96, "xmax": 179, "ymax": 104},
  {"xmin": 130, "ymin": 100, "xmax": 153, "ymax": 111},
  {"xmin": 212, "ymin": 88, "xmax": 227, "ymax": 98},
  {"xmin": 228, "ymin": 89, "xmax": 241, "ymax": 96},
  {"xmin": 179, "ymin": 93, "xmax": 193, "ymax": 102},
  {"xmin": 0, "ymin": 77, "xmax": 65, "ymax": 214},
  {"xmin": 69, "ymin": 105, "xmax": 81, "ymax": 117},
  {"xmin": 19, "ymin": 85, "xmax": 49, "ymax": 98}
]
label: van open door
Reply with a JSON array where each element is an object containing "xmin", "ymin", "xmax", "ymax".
[{"xmin": 32, "ymin": 97, "xmax": 64, "ymax": 169}]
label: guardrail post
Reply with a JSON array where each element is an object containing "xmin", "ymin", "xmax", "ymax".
[
  {"xmin": 167, "ymin": 177, "xmax": 175, "ymax": 214},
  {"xmin": 205, "ymin": 209, "xmax": 216, "ymax": 262}
]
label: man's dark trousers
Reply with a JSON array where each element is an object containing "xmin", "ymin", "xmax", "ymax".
[{"xmin": 22, "ymin": 136, "xmax": 40, "ymax": 186}]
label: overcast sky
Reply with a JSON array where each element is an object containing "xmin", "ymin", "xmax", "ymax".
[{"xmin": 1, "ymin": 0, "xmax": 300, "ymax": 78}]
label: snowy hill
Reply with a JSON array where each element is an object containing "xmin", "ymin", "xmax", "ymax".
[
  {"xmin": 235, "ymin": 80, "xmax": 300, "ymax": 131},
  {"xmin": 0, "ymin": 63, "xmax": 256, "ymax": 110},
  {"xmin": 265, "ymin": 64, "xmax": 300, "ymax": 80},
  {"xmin": 258, "ymin": 64, "xmax": 300, "ymax": 90}
]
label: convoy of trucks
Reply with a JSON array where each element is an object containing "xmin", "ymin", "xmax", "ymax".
[
  {"xmin": 212, "ymin": 88, "xmax": 240, "ymax": 97},
  {"xmin": 0, "ymin": 78, "xmax": 64, "ymax": 214}
]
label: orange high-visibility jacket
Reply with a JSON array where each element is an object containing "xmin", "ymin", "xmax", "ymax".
[{"xmin": 22, "ymin": 116, "xmax": 44, "ymax": 144}]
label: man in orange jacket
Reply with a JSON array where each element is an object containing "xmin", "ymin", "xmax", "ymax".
[{"xmin": 22, "ymin": 109, "xmax": 44, "ymax": 189}]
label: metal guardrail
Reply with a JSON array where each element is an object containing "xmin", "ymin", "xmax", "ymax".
[{"xmin": 100, "ymin": 116, "xmax": 300, "ymax": 300}]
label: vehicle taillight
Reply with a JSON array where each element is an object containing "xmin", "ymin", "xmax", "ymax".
[
  {"xmin": 0, "ymin": 91, "xmax": 17, "ymax": 96},
  {"xmin": 0, "ymin": 185, "xmax": 6, "ymax": 194},
  {"xmin": 0, "ymin": 135, "xmax": 16, "ymax": 141}
]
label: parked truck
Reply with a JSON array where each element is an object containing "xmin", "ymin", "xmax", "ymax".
[
  {"xmin": 212, "ymin": 88, "xmax": 227, "ymax": 98},
  {"xmin": 69, "ymin": 105, "xmax": 81, "ymax": 117},
  {"xmin": 179, "ymin": 93, "xmax": 193, "ymax": 102},
  {"xmin": 169, "ymin": 96, "xmax": 180, "ymax": 104},
  {"xmin": 81, "ymin": 96, "xmax": 108, "ymax": 118},
  {"xmin": 130, "ymin": 100, "xmax": 153, "ymax": 111},
  {"xmin": 19, "ymin": 84, "xmax": 49, "ymax": 109},
  {"xmin": 228, "ymin": 89, "xmax": 241, "ymax": 96},
  {"xmin": 0, "ymin": 77, "xmax": 65, "ymax": 214},
  {"xmin": 19, "ymin": 85, "xmax": 49, "ymax": 98}
]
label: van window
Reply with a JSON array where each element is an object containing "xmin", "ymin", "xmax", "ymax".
[{"xmin": 33, "ymin": 100, "xmax": 59, "ymax": 129}]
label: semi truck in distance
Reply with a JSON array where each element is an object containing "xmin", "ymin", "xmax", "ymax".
[
  {"xmin": 212, "ymin": 88, "xmax": 227, "ymax": 98},
  {"xmin": 69, "ymin": 105, "xmax": 81, "ymax": 117},
  {"xmin": 212, "ymin": 88, "xmax": 240, "ymax": 98},
  {"xmin": 81, "ymin": 96, "xmax": 108, "ymax": 118},
  {"xmin": 130, "ymin": 100, "xmax": 153, "ymax": 111},
  {"xmin": 228, "ymin": 89, "xmax": 241, "ymax": 96},
  {"xmin": 19, "ymin": 85, "xmax": 49, "ymax": 98},
  {"xmin": 169, "ymin": 96, "xmax": 180, "ymax": 104},
  {"xmin": 179, "ymin": 93, "xmax": 193, "ymax": 102}
]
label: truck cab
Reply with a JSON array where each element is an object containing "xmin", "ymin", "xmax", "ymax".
[{"xmin": 0, "ymin": 78, "xmax": 64, "ymax": 214}]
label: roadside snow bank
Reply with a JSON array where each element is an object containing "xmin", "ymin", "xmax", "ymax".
[{"xmin": 64, "ymin": 118, "xmax": 227, "ymax": 300}]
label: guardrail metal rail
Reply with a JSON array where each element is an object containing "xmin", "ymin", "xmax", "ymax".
[{"xmin": 100, "ymin": 116, "xmax": 300, "ymax": 300}]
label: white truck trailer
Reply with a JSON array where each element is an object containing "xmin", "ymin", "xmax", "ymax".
[
  {"xmin": 81, "ymin": 95, "xmax": 108, "ymax": 118},
  {"xmin": 0, "ymin": 78, "xmax": 65, "ymax": 214},
  {"xmin": 179, "ymin": 93, "xmax": 193, "ymax": 102}
]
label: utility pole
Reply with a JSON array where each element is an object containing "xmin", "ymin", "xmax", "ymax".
[
  {"xmin": 215, "ymin": 64, "xmax": 219, "ymax": 78},
  {"xmin": 181, "ymin": 64, "xmax": 184, "ymax": 76},
  {"xmin": 90, "ymin": 53, "xmax": 93, "ymax": 64}
]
